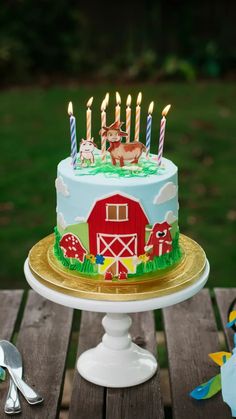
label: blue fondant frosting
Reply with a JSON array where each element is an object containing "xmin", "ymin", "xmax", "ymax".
[{"xmin": 56, "ymin": 156, "xmax": 179, "ymax": 228}]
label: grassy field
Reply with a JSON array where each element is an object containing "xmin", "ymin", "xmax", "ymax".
[{"xmin": 0, "ymin": 82, "xmax": 235, "ymax": 289}]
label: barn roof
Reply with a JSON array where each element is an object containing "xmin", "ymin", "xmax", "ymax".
[{"xmin": 87, "ymin": 191, "xmax": 149, "ymax": 223}]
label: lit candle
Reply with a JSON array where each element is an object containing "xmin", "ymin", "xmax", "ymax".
[
  {"xmin": 134, "ymin": 92, "xmax": 142, "ymax": 142},
  {"xmin": 145, "ymin": 101, "xmax": 154, "ymax": 159},
  {"xmin": 67, "ymin": 102, "xmax": 77, "ymax": 170},
  {"xmin": 115, "ymin": 92, "xmax": 121, "ymax": 122},
  {"xmin": 86, "ymin": 97, "xmax": 93, "ymax": 139},
  {"xmin": 105, "ymin": 92, "xmax": 109, "ymax": 107},
  {"xmin": 126, "ymin": 94, "xmax": 132, "ymax": 143},
  {"xmin": 157, "ymin": 104, "xmax": 171, "ymax": 166},
  {"xmin": 101, "ymin": 99, "xmax": 107, "ymax": 162}
]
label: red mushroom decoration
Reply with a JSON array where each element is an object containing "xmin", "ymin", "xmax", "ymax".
[
  {"xmin": 118, "ymin": 271, "xmax": 128, "ymax": 280},
  {"xmin": 60, "ymin": 233, "xmax": 87, "ymax": 263},
  {"xmin": 104, "ymin": 271, "xmax": 113, "ymax": 281}
]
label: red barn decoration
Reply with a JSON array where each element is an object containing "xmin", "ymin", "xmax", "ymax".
[
  {"xmin": 87, "ymin": 193, "xmax": 149, "ymax": 276},
  {"xmin": 145, "ymin": 221, "xmax": 172, "ymax": 260},
  {"xmin": 60, "ymin": 233, "xmax": 87, "ymax": 262}
]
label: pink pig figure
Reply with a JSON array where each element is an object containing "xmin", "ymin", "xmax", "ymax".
[
  {"xmin": 145, "ymin": 221, "xmax": 172, "ymax": 260},
  {"xmin": 79, "ymin": 138, "xmax": 97, "ymax": 167}
]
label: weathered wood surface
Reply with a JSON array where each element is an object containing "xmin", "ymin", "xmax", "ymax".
[
  {"xmin": 1, "ymin": 288, "xmax": 236, "ymax": 419},
  {"xmin": 106, "ymin": 311, "xmax": 164, "ymax": 419},
  {"xmin": 15, "ymin": 291, "xmax": 73, "ymax": 419},
  {"xmin": 163, "ymin": 289, "xmax": 231, "ymax": 419},
  {"xmin": 0, "ymin": 290, "xmax": 23, "ymax": 340},
  {"xmin": 0, "ymin": 290, "xmax": 24, "ymax": 418},
  {"xmin": 69, "ymin": 312, "xmax": 105, "ymax": 419},
  {"xmin": 215, "ymin": 288, "xmax": 236, "ymax": 351}
]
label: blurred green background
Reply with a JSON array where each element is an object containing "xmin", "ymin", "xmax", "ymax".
[{"xmin": 0, "ymin": 1, "xmax": 235, "ymax": 289}]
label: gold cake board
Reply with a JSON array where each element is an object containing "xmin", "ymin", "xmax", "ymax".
[{"xmin": 28, "ymin": 233, "xmax": 207, "ymax": 302}]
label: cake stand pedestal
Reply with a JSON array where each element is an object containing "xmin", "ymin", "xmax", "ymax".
[{"xmin": 24, "ymin": 257, "xmax": 209, "ymax": 388}]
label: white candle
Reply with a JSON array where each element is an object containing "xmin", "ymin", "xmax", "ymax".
[
  {"xmin": 67, "ymin": 101, "xmax": 77, "ymax": 170},
  {"xmin": 115, "ymin": 91, "xmax": 121, "ymax": 122},
  {"xmin": 105, "ymin": 92, "xmax": 109, "ymax": 108},
  {"xmin": 86, "ymin": 96, "xmax": 93, "ymax": 139},
  {"xmin": 157, "ymin": 104, "xmax": 171, "ymax": 166},
  {"xmin": 126, "ymin": 94, "xmax": 132, "ymax": 143},
  {"xmin": 101, "ymin": 99, "xmax": 107, "ymax": 162},
  {"xmin": 134, "ymin": 92, "xmax": 142, "ymax": 142},
  {"xmin": 145, "ymin": 101, "xmax": 154, "ymax": 159}
]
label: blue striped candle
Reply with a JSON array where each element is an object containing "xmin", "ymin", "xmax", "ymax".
[
  {"xmin": 68, "ymin": 101, "xmax": 77, "ymax": 170},
  {"xmin": 145, "ymin": 101, "xmax": 154, "ymax": 159}
]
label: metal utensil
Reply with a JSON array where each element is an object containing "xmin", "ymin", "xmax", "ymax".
[
  {"xmin": 0, "ymin": 341, "xmax": 43, "ymax": 405},
  {"xmin": 5, "ymin": 370, "xmax": 22, "ymax": 415}
]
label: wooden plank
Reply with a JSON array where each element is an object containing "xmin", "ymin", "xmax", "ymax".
[
  {"xmin": 15, "ymin": 290, "xmax": 73, "ymax": 419},
  {"xmin": 69, "ymin": 312, "xmax": 105, "ymax": 419},
  {"xmin": 0, "ymin": 290, "xmax": 23, "ymax": 340},
  {"xmin": 215, "ymin": 288, "xmax": 236, "ymax": 351},
  {"xmin": 0, "ymin": 290, "xmax": 24, "ymax": 417},
  {"xmin": 106, "ymin": 312, "xmax": 164, "ymax": 419},
  {"xmin": 163, "ymin": 289, "xmax": 231, "ymax": 419}
]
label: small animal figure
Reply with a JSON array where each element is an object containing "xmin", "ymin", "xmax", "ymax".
[
  {"xmin": 145, "ymin": 221, "xmax": 172, "ymax": 259},
  {"xmin": 79, "ymin": 138, "xmax": 97, "ymax": 167},
  {"xmin": 100, "ymin": 121, "xmax": 145, "ymax": 167}
]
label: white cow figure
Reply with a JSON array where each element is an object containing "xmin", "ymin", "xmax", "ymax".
[{"xmin": 79, "ymin": 138, "xmax": 97, "ymax": 167}]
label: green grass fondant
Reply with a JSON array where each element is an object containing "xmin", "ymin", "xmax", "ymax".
[
  {"xmin": 54, "ymin": 227, "xmax": 98, "ymax": 275},
  {"xmin": 54, "ymin": 227, "xmax": 181, "ymax": 279},
  {"xmin": 75, "ymin": 155, "xmax": 165, "ymax": 178}
]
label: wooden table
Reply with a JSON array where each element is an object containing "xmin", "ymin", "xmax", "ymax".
[{"xmin": 0, "ymin": 288, "xmax": 235, "ymax": 419}]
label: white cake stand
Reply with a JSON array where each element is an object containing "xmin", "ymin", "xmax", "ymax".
[{"xmin": 24, "ymin": 257, "xmax": 209, "ymax": 388}]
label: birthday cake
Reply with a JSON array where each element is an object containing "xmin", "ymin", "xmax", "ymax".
[{"xmin": 54, "ymin": 93, "xmax": 182, "ymax": 281}]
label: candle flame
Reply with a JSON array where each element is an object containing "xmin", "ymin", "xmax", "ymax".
[
  {"xmin": 148, "ymin": 101, "xmax": 154, "ymax": 115},
  {"xmin": 101, "ymin": 99, "xmax": 106, "ymax": 112},
  {"xmin": 162, "ymin": 104, "xmax": 171, "ymax": 117},
  {"xmin": 116, "ymin": 91, "xmax": 121, "ymax": 105},
  {"xmin": 126, "ymin": 94, "xmax": 132, "ymax": 107},
  {"xmin": 137, "ymin": 92, "xmax": 142, "ymax": 106},
  {"xmin": 68, "ymin": 101, "xmax": 74, "ymax": 116},
  {"xmin": 105, "ymin": 92, "xmax": 109, "ymax": 107},
  {"xmin": 87, "ymin": 97, "xmax": 93, "ymax": 108}
]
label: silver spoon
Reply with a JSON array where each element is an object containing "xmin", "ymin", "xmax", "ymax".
[
  {"xmin": 0, "ymin": 341, "xmax": 43, "ymax": 405},
  {"xmin": 5, "ymin": 371, "xmax": 22, "ymax": 415}
]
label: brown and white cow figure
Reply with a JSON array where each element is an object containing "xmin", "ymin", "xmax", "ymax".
[{"xmin": 100, "ymin": 121, "xmax": 145, "ymax": 167}]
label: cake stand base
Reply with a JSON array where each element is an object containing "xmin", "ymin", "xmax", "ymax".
[
  {"xmin": 77, "ymin": 313, "xmax": 157, "ymax": 387},
  {"xmin": 24, "ymin": 256, "xmax": 209, "ymax": 388}
]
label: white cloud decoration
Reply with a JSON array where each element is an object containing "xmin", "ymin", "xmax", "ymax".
[
  {"xmin": 165, "ymin": 210, "xmax": 177, "ymax": 224},
  {"xmin": 153, "ymin": 182, "xmax": 177, "ymax": 205},
  {"xmin": 55, "ymin": 176, "xmax": 70, "ymax": 197},
  {"xmin": 75, "ymin": 215, "xmax": 86, "ymax": 223},
  {"xmin": 57, "ymin": 212, "xmax": 67, "ymax": 230}
]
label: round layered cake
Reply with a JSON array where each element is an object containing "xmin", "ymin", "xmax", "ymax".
[{"xmin": 54, "ymin": 152, "xmax": 181, "ymax": 280}]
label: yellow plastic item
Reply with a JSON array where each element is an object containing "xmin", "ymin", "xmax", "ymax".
[{"xmin": 209, "ymin": 352, "xmax": 232, "ymax": 366}]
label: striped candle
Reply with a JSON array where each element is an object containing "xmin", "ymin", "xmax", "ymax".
[
  {"xmin": 101, "ymin": 99, "xmax": 107, "ymax": 162},
  {"xmin": 126, "ymin": 94, "xmax": 132, "ymax": 142},
  {"xmin": 115, "ymin": 92, "xmax": 121, "ymax": 122},
  {"xmin": 86, "ymin": 97, "xmax": 93, "ymax": 139},
  {"xmin": 157, "ymin": 104, "xmax": 171, "ymax": 166},
  {"xmin": 134, "ymin": 92, "xmax": 142, "ymax": 142},
  {"xmin": 145, "ymin": 101, "xmax": 154, "ymax": 159},
  {"xmin": 67, "ymin": 101, "xmax": 77, "ymax": 170}
]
